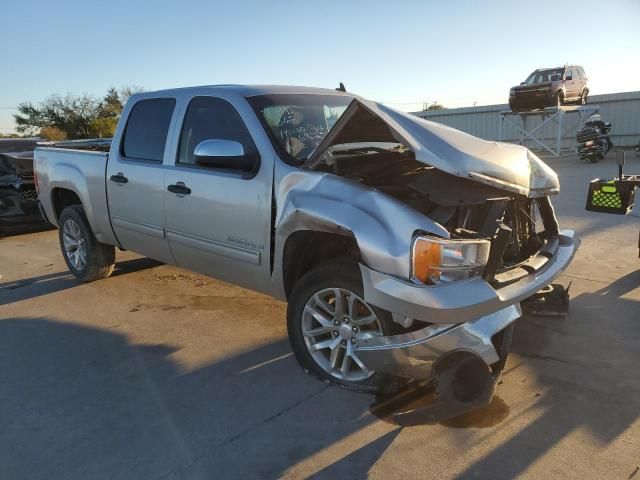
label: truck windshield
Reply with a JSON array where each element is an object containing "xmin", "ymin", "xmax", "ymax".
[
  {"xmin": 248, "ymin": 94, "xmax": 353, "ymax": 164},
  {"xmin": 524, "ymin": 69, "xmax": 564, "ymax": 84}
]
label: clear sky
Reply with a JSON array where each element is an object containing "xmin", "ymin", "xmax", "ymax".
[{"xmin": 1, "ymin": 0, "xmax": 638, "ymax": 133}]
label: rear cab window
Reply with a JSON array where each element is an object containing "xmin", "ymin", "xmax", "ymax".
[{"xmin": 121, "ymin": 98, "xmax": 176, "ymax": 162}]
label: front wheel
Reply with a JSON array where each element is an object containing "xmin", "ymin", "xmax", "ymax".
[
  {"xmin": 287, "ymin": 261, "xmax": 404, "ymax": 394},
  {"xmin": 554, "ymin": 91, "xmax": 565, "ymax": 108},
  {"xmin": 58, "ymin": 205, "xmax": 115, "ymax": 282}
]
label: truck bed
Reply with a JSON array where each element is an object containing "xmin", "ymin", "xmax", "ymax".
[{"xmin": 34, "ymin": 147, "xmax": 118, "ymax": 246}]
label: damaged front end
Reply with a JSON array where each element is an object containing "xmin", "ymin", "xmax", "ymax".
[
  {"xmin": 257, "ymin": 93, "xmax": 579, "ymax": 410},
  {"xmin": 301, "ymin": 100, "xmax": 577, "ymax": 406}
]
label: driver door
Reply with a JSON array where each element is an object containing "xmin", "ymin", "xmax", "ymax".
[{"xmin": 163, "ymin": 95, "xmax": 272, "ymax": 292}]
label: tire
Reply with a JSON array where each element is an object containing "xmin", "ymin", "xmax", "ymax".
[
  {"xmin": 287, "ymin": 260, "xmax": 405, "ymax": 394},
  {"xmin": 58, "ymin": 205, "xmax": 115, "ymax": 282},
  {"xmin": 554, "ymin": 91, "xmax": 564, "ymax": 108},
  {"xmin": 579, "ymin": 89, "xmax": 588, "ymax": 105}
]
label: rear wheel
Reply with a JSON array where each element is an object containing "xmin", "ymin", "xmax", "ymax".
[
  {"xmin": 287, "ymin": 261, "xmax": 404, "ymax": 394},
  {"xmin": 58, "ymin": 205, "xmax": 115, "ymax": 282},
  {"xmin": 579, "ymin": 89, "xmax": 588, "ymax": 105}
]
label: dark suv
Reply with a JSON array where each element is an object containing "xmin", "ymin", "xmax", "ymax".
[{"xmin": 509, "ymin": 65, "xmax": 589, "ymax": 112}]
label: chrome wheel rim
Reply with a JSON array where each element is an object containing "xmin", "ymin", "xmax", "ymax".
[
  {"xmin": 302, "ymin": 288, "xmax": 383, "ymax": 382},
  {"xmin": 62, "ymin": 219, "xmax": 87, "ymax": 270}
]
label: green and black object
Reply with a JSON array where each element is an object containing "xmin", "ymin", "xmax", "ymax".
[{"xmin": 586, "ymin": 151, "xmax": 639, "ymax": 215}]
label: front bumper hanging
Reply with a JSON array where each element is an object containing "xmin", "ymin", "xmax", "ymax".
[{"xmin": 356, "ymin": 229, "xmax": 579, "ymax": 380}]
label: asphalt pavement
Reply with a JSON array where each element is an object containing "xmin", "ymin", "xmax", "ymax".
[{"xmin": 1, "ymin": 154, "xmax": 638, "ymax": 480}]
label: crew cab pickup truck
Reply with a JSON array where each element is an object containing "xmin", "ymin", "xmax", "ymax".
[{"xmin": 35, "ymin": 85, "xmax": 579, "ymax": 408}]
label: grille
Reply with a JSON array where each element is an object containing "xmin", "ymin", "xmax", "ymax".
[{"xmin": 501, "ymin": 197, "xmax": 541, "ymax": 266}]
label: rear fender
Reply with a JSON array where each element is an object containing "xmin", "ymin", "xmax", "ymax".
[{"xmin": 46, "ymin": 163, "xmax": 116, "ymax": 244}]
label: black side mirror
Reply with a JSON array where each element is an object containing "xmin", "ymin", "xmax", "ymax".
[
  {"xmin": 520, "ymin": 82, "xmax": 525, "ymax": 85},
  {"xmin": 565, "ymin": 76, "xmax": 572, "ymax": 81},
  {"xmin": 194, "ymin": 139, "xmax": 256, "ymax": 172}
]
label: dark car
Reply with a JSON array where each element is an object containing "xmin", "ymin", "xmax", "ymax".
[
  {"xmin": 0, "ymin": 138, "xmax": 48, "ymax": 232},
  {"xmin": 509, "ymin": 65, "xmax": 589, "ymax": 112},
  {"xmin": 0, "ymin": 150, "xmax": 45, "ymax": 231},
  {"xmin": 0, "ymin": 137, "xmax": 113, "ymax": 233}
]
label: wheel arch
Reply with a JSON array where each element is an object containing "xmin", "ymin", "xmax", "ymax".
[
  {"xmin": 282, "ymin": 230, "xmax": 360, "ymax": 299},
  {"xmin": 51, "ymin": 187, "xmax": 83, "ymax": 220}
]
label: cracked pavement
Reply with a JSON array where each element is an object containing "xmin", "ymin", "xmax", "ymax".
[{"xmin": 1, "ymin": 154, "xmax": 639, "ymax": 479}]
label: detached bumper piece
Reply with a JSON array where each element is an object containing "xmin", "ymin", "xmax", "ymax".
[{"xmin": 521, "ymin": 283, "xmax": 570, "ymax": 317}]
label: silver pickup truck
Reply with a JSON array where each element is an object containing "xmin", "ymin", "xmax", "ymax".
[{"xmin": 35, "ymin": 85, "xmax": 579, "ymax": 407}]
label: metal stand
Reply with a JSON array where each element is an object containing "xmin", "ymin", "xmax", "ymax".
[{"xmin": 499, "ymin": 105, "xmax": 600, "ymax": 157}]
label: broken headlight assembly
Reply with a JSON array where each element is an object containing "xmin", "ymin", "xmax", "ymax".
[{"xmin": 411, "ymin": 236, "xmax": 491, "ymax": 285}]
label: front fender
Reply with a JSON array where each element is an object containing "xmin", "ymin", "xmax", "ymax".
[{"xmin": 271, "ymin": 170, "xmax": 448, "ymax": 297}]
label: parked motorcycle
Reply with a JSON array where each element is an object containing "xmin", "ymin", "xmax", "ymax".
[{"xmin": 576, "ymin": 115, "xmax": 612, "ymax": 163}]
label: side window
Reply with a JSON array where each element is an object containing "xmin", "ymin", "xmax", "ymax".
[
  {"xmin": 121, "ymin": 98, "xmax": 175, "ymax": 162},
  {"xmin": 177, "ymin": 96, "xmax": 258, "ymax": 168}
]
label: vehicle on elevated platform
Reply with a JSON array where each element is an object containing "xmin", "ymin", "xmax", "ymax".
[{"xmin": 509, "ymin": 65, "xmax": 589, "ymax": 112}]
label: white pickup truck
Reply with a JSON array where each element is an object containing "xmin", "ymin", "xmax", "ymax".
[{"xmin": 35, "ymin": 85, "xmax": 579, "ymax": 408}]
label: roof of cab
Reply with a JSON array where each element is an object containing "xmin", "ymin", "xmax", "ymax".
[{"xmin": 140, "ymin": 84, "xmax": 352, "ymax": 98}]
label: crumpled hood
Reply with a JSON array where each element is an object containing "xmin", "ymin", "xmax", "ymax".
[
  {"xmin": 314, "ymin": 99, "xmax": 559, "ymax": 198},
  {"xmin": 365, "ymin": 101, "xmax": 560, "ymax": 197}
]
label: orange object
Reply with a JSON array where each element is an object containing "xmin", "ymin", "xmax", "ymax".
[{"xmin": 413, "ymin": 239, "xmax": 442, "ymax": 284}]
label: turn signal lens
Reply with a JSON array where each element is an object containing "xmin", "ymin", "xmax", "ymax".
[
  {"xmin": 411, "ymin": 236, "xmax": 491, "ymax": 285},
  {"xmin": 412, "ymin": 239, "xmax": 442, "ymax": 284}
]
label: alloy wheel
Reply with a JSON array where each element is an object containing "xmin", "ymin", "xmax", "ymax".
[
  {"xmin": 302, "ymin": 287, "xmax": 383, "ymax": 382},
  {"xmin": 62, "ymin": 218, "xmax": 87, "ymax": 271}
]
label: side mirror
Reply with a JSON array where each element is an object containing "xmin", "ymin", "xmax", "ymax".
[
  {"xmin": 194, "ymin": 139, "xmax": 255, "ymax": 172},
  {"xmin": 520, "ymin": 82, "xmax": 525, "ymax": 85},
  {"xmin": 565, "ymin": 76, "xmax": 572, "ymax": 81}
]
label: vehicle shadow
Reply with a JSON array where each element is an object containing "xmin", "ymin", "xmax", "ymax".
[
  {"xmin": 0, "ymin": 222, "xmax": 55, "ymax": 238},
  {"xmin": 454, "ymin": 271, "xmax": 640, "ymax": 479},
  {"xmin": 0, "ymin": 317, "xmax": 398, "ymax": 480},
  {"xmin": 0, "ymin": 258, "xmax": 163, "ymax": 305},
  {"xmin": 1, "ymin": 271, "xmax": 637, "ymax": 479}
]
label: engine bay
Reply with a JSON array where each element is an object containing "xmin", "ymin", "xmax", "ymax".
[{"xmin": 315, "ymin": 148, "xmax": 559, "ymax": 274}]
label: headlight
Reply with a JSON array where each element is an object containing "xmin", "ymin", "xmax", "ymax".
[
  {"xmin": 509, "ymin": 89, "xmax": 516, "ymax": 96},
  {"xmin": 411, "ymin": 236, "xmax": 491, "ymax": 285}
]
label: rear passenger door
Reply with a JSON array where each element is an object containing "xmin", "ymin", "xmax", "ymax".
[
  {"xmin": 163, "ymin": 95, "xmax": 272, "ymax": 292},
  {"xmin": 106, "ymin": 97, "xmax": 176, "ymax": 263}
]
